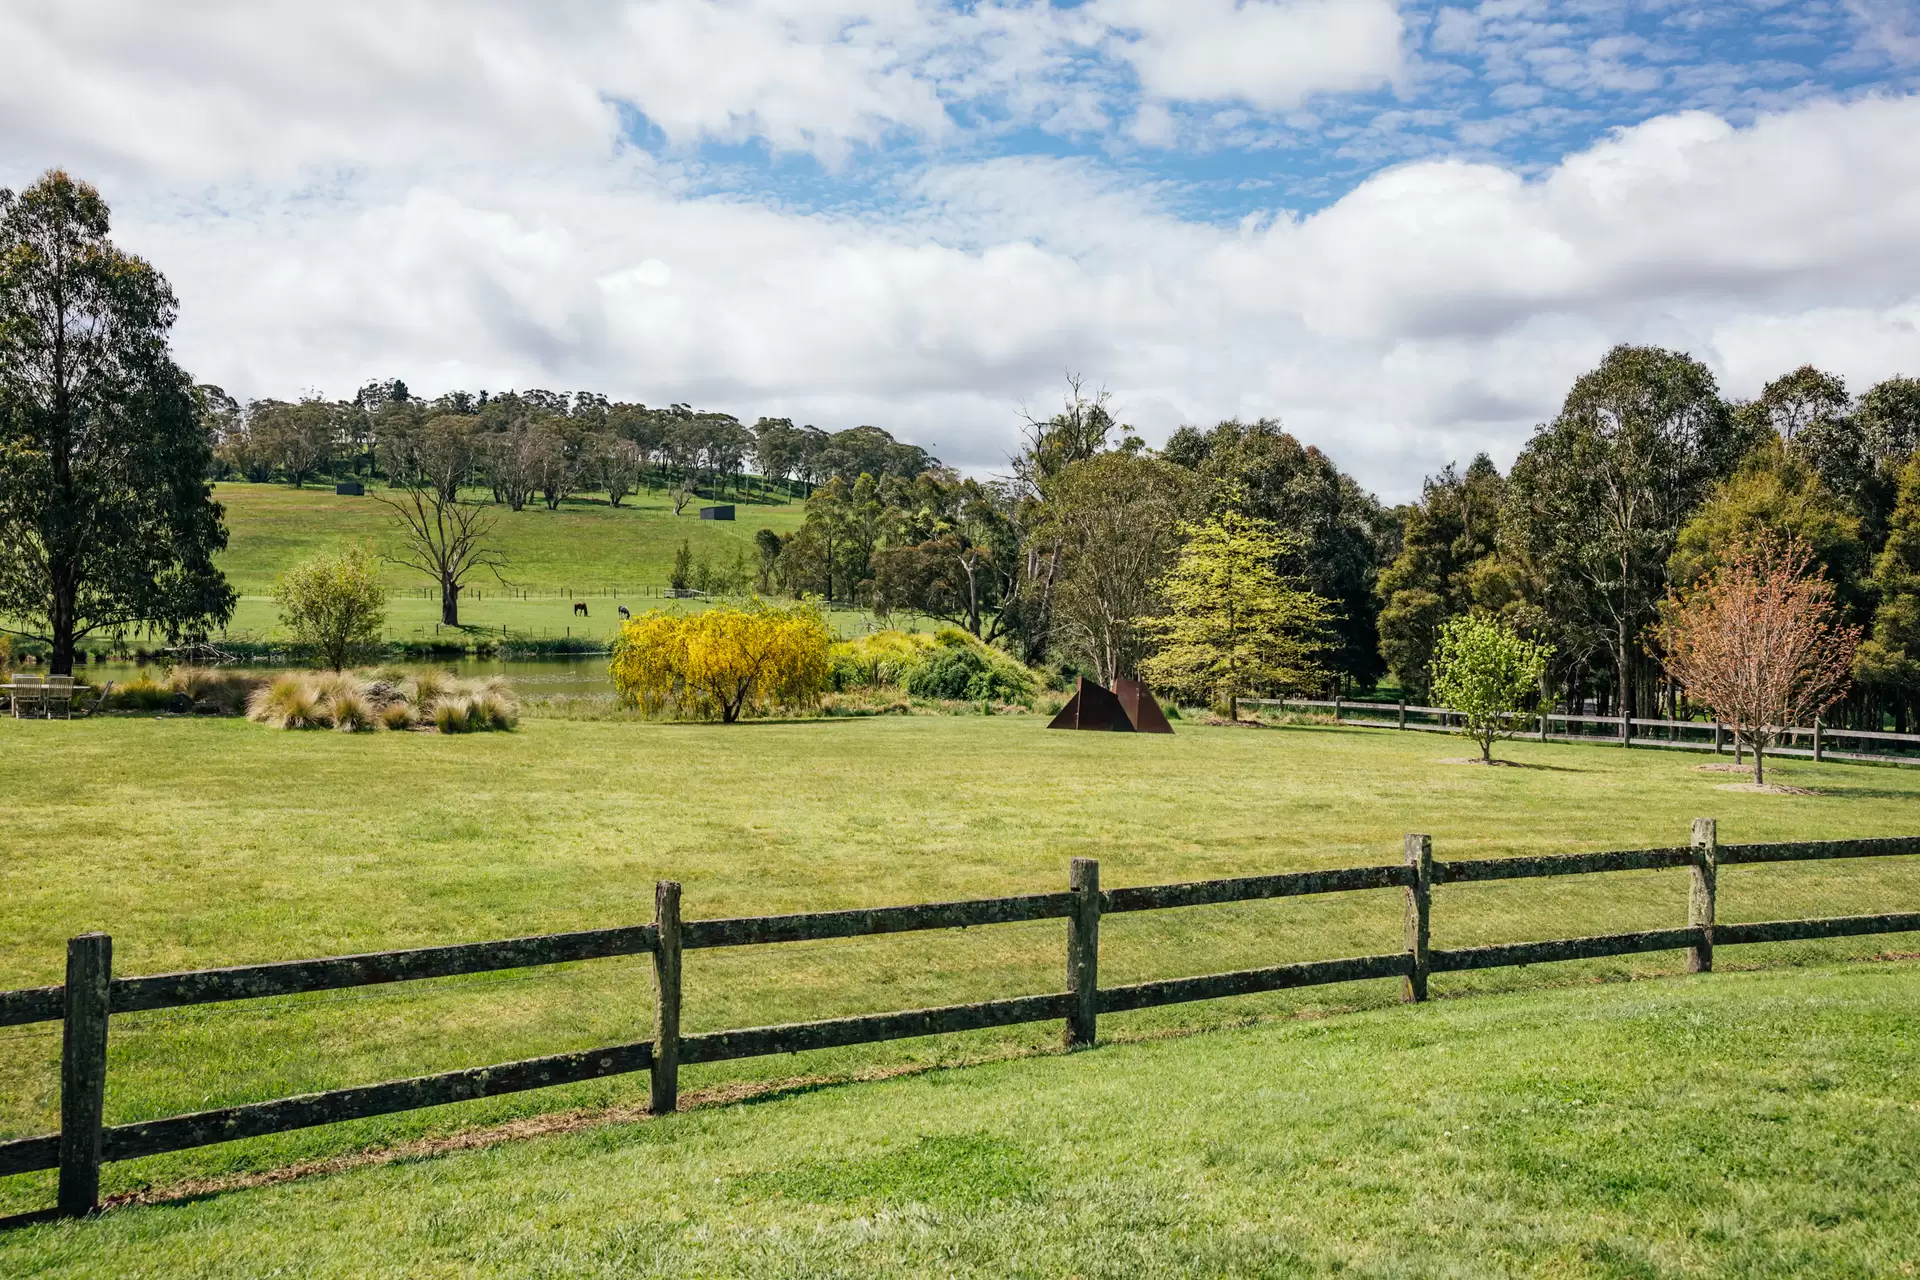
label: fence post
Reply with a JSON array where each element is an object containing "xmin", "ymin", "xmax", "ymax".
[
  {"xmin": 1397, "ymin": 699, "xmax": 1406, "ymax": 729},
  {"xmin": 1403, "ymin": 836, "xmax": 1431, "ymax": 1003},
  {"xmin": 650, "ymin": 881, "xmax": 682, "ymax": 1114},
  {"xmin": 1687, "ymin": 819, "xmax": 1716, "ymax": 973},
  {"xmin": 1066, "ymin": 858, "xmax": 1100, "ymax": 1049},
  {"xmin": 1813, "ymin": 718, "xmax": 1824, "ymax": 763},
  {"xmin": 59, "ymin": 932, "xmax": 112, "ymax": 1217},
  {"xmin": 1714, "ymin": 722, "xmax": 1723, "ymax": 755},
  {"xmin": 1622, "ymin": 713, "xmax": 1632, "ymax": 748}
]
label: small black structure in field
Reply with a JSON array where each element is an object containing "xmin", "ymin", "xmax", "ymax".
[
  {"xmin": 1048, "ymin": 677, "xmax": 1174, "ymax": 733},
  {"xmin": 699, "ymin": 505, "xmax": 735, "ymax": 520},
  {"xmin": 334, "ymin": 480, "xmax": 364, "ymax": 496}
]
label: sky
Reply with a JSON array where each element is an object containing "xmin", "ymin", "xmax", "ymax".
[{"xmin": 3, "ymin": 0, "xmax": 1919, "ymax": 500}]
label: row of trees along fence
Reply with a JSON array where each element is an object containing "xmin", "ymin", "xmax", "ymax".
[
  {"xmin": 1250, "ymin": 698, "xmax": 1920, "ymax": 766},
  {"xmin": 4, "ymin": 823, "xmax": 1918, "ymax": 1219}
]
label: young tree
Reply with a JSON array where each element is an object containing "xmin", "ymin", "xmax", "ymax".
[
  {"xmin": 1430, "ymin": 614, "xmax": 1553, "ymax": 764},
  {"xmin": 1139, "ymin": 507, "xmax": 1332, "ymax": 720},
  {"xmin": 669, "ymin": 539, "xmax": 693, "ymax": 593},
  {"xmin": 273, "ymin": 544, "xmax": 389, "ymax": 670},
  {"xmin": 1655, "ymin": 536, "xmax": 1859, "ymax": 785},
  {"xmin": 0, "ymin": 170, "xmax": 234, "ymax": 675},
  {"xmin": 376, "ymin": 484, "xmax": 505, "ymax": 626},
  {"xmin": 610, "ymin": 602, "xmax": 832, "ymax": 722}
]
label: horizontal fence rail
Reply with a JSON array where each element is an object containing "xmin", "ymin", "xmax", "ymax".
[
  {"xmin": 1247, "ymin": 698, "xmax": 1920, "ymax": 767},
  {"xmin": 3, "ymin": 825, "xmax": 1918, "ymax": 1219}
]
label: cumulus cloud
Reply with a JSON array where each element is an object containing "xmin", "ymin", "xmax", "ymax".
[
  {"xmin": 1093, "ymin": 0, "xmax": 1406, "ymax": 111},
  {"xmin": 4, "ymin": 2, "xmax": 1919, "ymax": 499}
]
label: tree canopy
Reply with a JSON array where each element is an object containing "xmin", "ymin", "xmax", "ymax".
[{"xmin": 0, "ymin": 170, "xmax": 233, "ymax": 673}]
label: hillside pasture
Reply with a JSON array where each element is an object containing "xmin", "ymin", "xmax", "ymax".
[
  {"xmin": 203, "ymin": 482, "xmax": 808, "ymax": 642},
  {"xmin": 1, "ymin": 715, "xmax": 1916, "ymax": 1219}
]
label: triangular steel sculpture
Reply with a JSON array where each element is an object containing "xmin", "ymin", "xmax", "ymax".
[
  {"xmin": 1047, "ymin": 677, "xmax": 1133, "ymax": 731},
  {"xmin": 1112, "ymin": 678, "xmax": 1174, "ymax": 734},
  {"xmin": 1047, "ymin": 676, "xmax": 1174, "ymax": 733}
]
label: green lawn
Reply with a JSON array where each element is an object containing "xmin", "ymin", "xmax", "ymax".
[
  {"xmin": 4, "ymin": 963, "xmax": 1917, "ymax": 1277},
  {"xmin": 202, "ymin": 481, "xmax": 809, "ymax": 643},
  {"xmin": 2, "ymin": 715, "xmax": 1917, "ymax": 1221}
]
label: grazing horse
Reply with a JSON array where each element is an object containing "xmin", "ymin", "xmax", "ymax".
[
  {"xmin": 573, "ymin": 601, "xmax": 589, "ymax": 617},
  {"xmin": 618, "ymin": 605, "xmax": 631, "ymax": 620}
]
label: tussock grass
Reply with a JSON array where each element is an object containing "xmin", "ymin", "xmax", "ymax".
[{"xmin": 244, "ymin": 670, "xmax": 518, "ymax": 733}]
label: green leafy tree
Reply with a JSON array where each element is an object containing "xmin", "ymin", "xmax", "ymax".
[
  {"xmin": 1139, "ymin": 507, "xmax": 1332, "ymax": 720},
  {"xmin": 274, "ymin": 544, "xmax": 389, "ymax": 670},
  {"xmin": 1501, "ymin": 344, "xmax": 1746, "ymax": 719},
  {"xmin": 1376, "ymin": 455, "xmax": 1506, "ymax": 699},
  {"xmin": 1163, "ymin": 417, "xmax": 1389, "ymax": 688},
  {"xmin": 1856, "ymin": 454, "xmax": 1920, "ymax": 729},
  {"xmin": 1669, "ymin": 436, "xmax": 1869, "ymax": 623},
  {"xmin": 0, "ymin": 170, "xmax": 234, "ymax": 675},
  {"xmin": 1430, "ymin": 614, "xmax": 1554, "ymax": 764},
  {"xmin": 670, "ymin": 539, "xmax": 693, "ymax": 593}
]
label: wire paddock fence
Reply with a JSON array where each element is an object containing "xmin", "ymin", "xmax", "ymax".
[
  {"xmin": 1249, "ymin": 698, "xmax": 1920, "ymax": 767},
  {"xmin": 1, "ymin": 821, "xmax": 1916, "ymax": 1222}
]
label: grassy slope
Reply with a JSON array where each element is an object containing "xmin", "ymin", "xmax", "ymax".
[
  {"xmin": 1, "ymin": 716, "xmax": 1916, "ymax": 1215},
  {"xmin": 4, "ymin": 963, "xmax": 1918, "ymax": 1277},
  {"xmin": 206, "ymin": 482, "xmax": 809, "ymax": 642}
]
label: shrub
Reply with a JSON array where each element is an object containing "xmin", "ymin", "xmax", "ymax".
[
  {"xmin": 611, "ymin": 602, "xmax": 832, "ymax": 722},
  {"xmin": 272, "ymin": 544, "xmax": 389, "ymax": 670},
  {"xmin": 101, "ymin": 674, "xmax": 175, "ymax": 712},
  {"xmin": 830, "ymin": 628, "xmax": 1038, "ymax": 704}
]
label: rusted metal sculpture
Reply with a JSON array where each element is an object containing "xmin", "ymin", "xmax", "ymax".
[
  {"xmin": 1112, "ymin": 678, "xmax": 1174, "ymax": 733},
  {"xmin": 1048, "ymin": 677, "xmax": 1174, "ymax": 733}
]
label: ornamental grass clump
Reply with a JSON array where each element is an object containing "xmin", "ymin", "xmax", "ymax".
[
  {"xmin": 247, "ymin": 674, "xmax": 328, "ymax": 729},
  {"xmin": 244, "ymin": 670, "xmax": 518, "ymax": 734}
]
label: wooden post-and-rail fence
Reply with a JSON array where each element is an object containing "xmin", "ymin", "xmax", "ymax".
[{"xmin": 4, "ymin": 824, "xmax": 1920, "ymax": 1219}]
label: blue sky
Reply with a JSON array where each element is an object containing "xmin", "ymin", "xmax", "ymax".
[{"xmin": 4, "ymin": 0, "xmax": 1919, "ymax": 496}]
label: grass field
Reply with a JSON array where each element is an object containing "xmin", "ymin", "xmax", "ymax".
[
  {"xmin": 4, "ymin": 962, "xmax": 1917, "ymax": 1276},
  {"xmin": 2, "ymin": 714, "xmax": 1917, "ymax": 1222},
  {"xmin": 202, "ymin": 481, "xmax": 809, "ymax": 642}
]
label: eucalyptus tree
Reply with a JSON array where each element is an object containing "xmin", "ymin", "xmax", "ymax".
[
  {"xmin": 1501, "ymin": 344, "xmax": 1746, "ymax": 717},
  {"xmin": 0, "ymin": 170, "xmax": 233, "ymax": 674}
]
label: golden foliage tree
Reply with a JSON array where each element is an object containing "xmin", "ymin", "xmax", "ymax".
[{"xmin": 610, "ymin": 602, "xmax": 831, "ymax": 722}]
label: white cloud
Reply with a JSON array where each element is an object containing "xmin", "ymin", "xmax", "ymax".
[
  {"xmin": 5, "ymin": 3, "xmax": 1920, "ymax": 500},
  {"xmin": 1094, "ymin": 0, "xmax": 1406, "ymax": 110}
]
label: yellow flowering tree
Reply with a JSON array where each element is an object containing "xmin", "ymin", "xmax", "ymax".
[{"xmin": 610, "ymin": 601, "xmax": 832, "ymax": 722}]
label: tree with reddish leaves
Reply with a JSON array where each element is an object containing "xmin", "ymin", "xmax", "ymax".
[{"xmin": 1656, "ymin": 536, "xmax": 1859, "ymax": 785}]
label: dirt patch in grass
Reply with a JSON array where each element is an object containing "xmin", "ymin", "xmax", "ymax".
[
  {"xmin": 1715, "ymin": 781, "xmax": 1821, "ymax": 796},
  {"xmin": 1439, "ymin": 757, "xmax": 1527, "ymax": 767},
  {"xmin": 1697, "ymin": 763, "xmax": 1755, "ymax": 774}
]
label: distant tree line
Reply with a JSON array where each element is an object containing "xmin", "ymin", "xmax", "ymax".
[{"xmin": 202, "ymin": 381, "xmax": 936, "ymax": 509}]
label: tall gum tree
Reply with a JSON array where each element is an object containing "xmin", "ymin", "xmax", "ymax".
[
  {"xmin": 1502, "ymin": 345, "xmax": 1747, "ymax": 719},
  {"xmin": 0, "ymin": 171, "xmax": 232, "ymax": 674}
]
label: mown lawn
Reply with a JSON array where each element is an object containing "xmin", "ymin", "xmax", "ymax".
[
  {"xmin": 4, "ymin": 963, "xmax": 1917, "ymax": 1277},
  {"xmin": 2, "ymin": 714, "xmax": 1917, "ymax": 1219}
]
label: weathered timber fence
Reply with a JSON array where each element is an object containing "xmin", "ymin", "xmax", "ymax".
[
  {"xmin": 3, "ymin": 822, "xmax": 1918, "ymax": 1218},
  {"xmin": 1249, "ymin": 698, "xmax": 1920, "ymax": 767}
]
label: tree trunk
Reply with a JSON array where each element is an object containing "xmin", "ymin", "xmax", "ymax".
[
  {"xmin": 1752, "ymin": 746, "xmax": 1764, "ymax": 787},
  {"xmin": 442, "ymin": 577, "xmax": 460, "ymax": 626}
]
